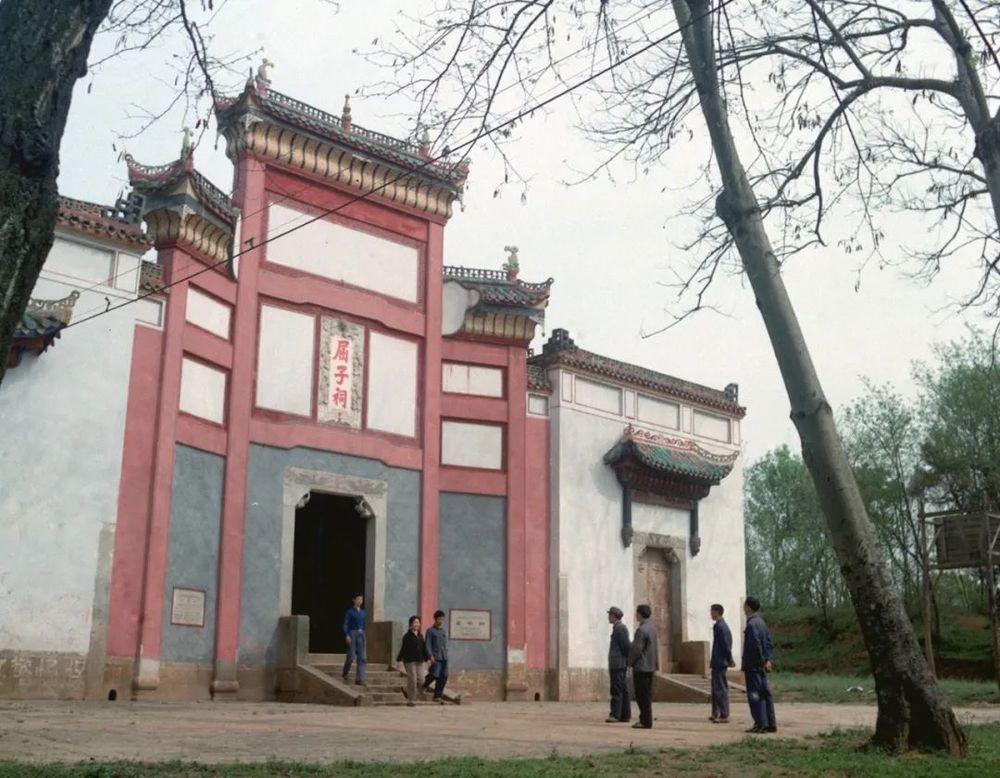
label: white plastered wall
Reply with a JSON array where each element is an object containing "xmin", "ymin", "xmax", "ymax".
[
  {"xmin": 0, "ymin": 233, "xmax": 154, "ymax": 655},
  {"xmin": 550, "ymin": 369, "xmax": 746, "ymax": 671}
]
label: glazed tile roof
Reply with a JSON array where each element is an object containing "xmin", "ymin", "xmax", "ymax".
[
  {"xmin": 531, "ymin": 329, "xmax": 745, "ymax": 417},
  {"xmin": 443, "ymin": 266, "xmax": 553, "ymax": 309},
  {"xmin": 216, "ymin": 86, "xmax": 468, "ymax": 190},
  {"xmin": 527, "ymin": 364, "xmax": 552, "ymax": 393},
  {"xmin": 604, "ymin": 427, "xmax": 738, "ymax": 483},
  {"xmin": 139, "ymin": 260, "xmax": 166, "ymax": 294},
  {"xmin": 126, "ymin": 155, "xmax": 239, "ymax": 225},
  {"xmin": 56, "ymin": 196, "xmax": 149, "ymax": 248}
]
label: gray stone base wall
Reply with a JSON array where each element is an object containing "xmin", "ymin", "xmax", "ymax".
[{"xmin": 0, "ymin": 650, "xmax": 88, "ymax": 699}]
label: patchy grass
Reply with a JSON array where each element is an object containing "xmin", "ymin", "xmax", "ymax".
[
  {"xmin": 770, "ymin": 672, "xmax": 1000, "ymax": 705},
  {"xmin": 3, "ymin": 726, "xmax": 999, "ymax": 777}
]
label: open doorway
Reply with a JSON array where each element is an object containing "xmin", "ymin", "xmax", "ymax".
[{"xmin": 291, "ymin": 492, "xmax": 367, "ymax": 653}]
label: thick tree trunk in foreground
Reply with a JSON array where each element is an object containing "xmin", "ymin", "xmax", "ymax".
[
  {"xmin": 0, "ymin": 0, "xmax": 112, "ymax": 385},
  {"xmin": 674, "ymin": 0, "xmax": 966, "ymax": 754}
]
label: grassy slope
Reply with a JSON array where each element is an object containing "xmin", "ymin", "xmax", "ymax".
[{"xmin": 3, "ymin": 727, "xmax": 999, "ymax": 777}]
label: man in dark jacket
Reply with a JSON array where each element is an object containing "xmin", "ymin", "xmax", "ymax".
[
  {"xmin": 709, "ymin": 603, "xmax": 735, "ymax": 723},
  {"xmin": 422, "ymin": 609, "xmax": 449, "ymax": 701},
  {"xmin": 741, "ymin": 596, "xmax": 777, "ymax": 733},
  {"xmin": 627, "ymin": 603, "xmax": 659, "ymax": 729},
  {"xmin": 605, "ymin": 606, "xmax": 631, "ymax": 723}
]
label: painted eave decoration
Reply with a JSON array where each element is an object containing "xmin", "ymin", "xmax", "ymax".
[
  {"xmin": 604, "ymin": 426, "xmax": 739, "ymax": 485},
  {"xmin": 530, "ymin": 329, "xmax": 746, "ymax": 417},
  {"xmin": 7, "ymin": 291, "xmax": 81, "ymax": 368},
  {"xmin": 443, "ymin": 265, "xmax": 553, "ymax": 343},
  {"xmin": 214, "ymin": 77, "xmax": 468, "ymax": 218},
  {"xmin": 56, "ymin": 196, "xmax": 149, "ymax": 250}
]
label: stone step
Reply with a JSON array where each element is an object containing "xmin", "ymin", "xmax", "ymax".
[{"xmin": 372, "ymin": 700, "xmax": 443, "ymax": 707}]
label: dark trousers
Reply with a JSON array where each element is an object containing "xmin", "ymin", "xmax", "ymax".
[
  {"xmin": 342, "ymin": 629, "xmax": 366, "ymax": 682},
  {"xmin": 608, "ymin": 668, "xmax": 630, "ymax": 721},
  {"xmin": 744, "ymin": 669, "xmax": 776, "ymax": 729},
  {"xmin": 710, "ymin": 667, "xmax": 730, "ymax": 718},
  {"xmin": 633, "ymin": 670, "xmax": 654, "ymax": 727},
  {"xmin": 425, "ymin": 659, "xmax": 448, "ymax": 698}
]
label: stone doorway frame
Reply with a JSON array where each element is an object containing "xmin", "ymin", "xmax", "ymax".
[
  {"xmin": 279, "ymin": 467, "xmax": 388, "ymax": 622},
  {"xmin": 631, "ymin": 531, "xmax": 686, "ymax": 671}
]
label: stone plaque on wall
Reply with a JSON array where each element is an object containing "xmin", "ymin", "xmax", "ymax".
[
  {"xmin": 318, "ymin": 317, "xmax": 364, "ymax": 428},
  {"xmin": 170, "ymin": 587, "xmax": 206, "ymax": 627},
  {"xmin": 449, "ymin": 609, "xmax": 492, "ymax": 641}
]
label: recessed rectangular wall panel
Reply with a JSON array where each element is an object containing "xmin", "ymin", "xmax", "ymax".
[
  {"xmin": 575, "ymin": 377, "xmax": 622, "ymax": 415},
  {"xmin": 267, "ymin": 203, "xmax": 419, "ymax": 303},
  {"xmin": 45, "ymin": 237, "xmax": 114, "ymax": 286},
  {"xmin": 185, "ymin": 288, "xmax": 231, "ymax": 340},
  {"xmin": 636, "ymin": 395, "xmax": 680, "ymax": 429},
  {"xmin": 256, "ymin": 305, "xmax": 315, "ymax": 417},
  {"xmin": 442, "ymin": 363, "xmax": 504, "ymax": 397},
  {"xmin": 527, "ymin": 394, "xmax": 549, "ymax": 416},
  {"xmin": 366, "ymin": 332, "xmax": 418, "ymax": 437},
  {"xmin": 179, "ymin": 357, "xmax": 227, "ymax": 424},
  {"xmin": 693, "ymin": 410, "xmax": 731, "ymax": 442},
  {"xmin": 441, "ymin": 421, "xmax": 504, "ymax": 470}
]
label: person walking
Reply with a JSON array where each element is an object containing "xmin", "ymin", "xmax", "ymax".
[
  {"xmin": 742, "ymin": 596, "xmax": 777, "ymax": 733},
  {"xmin": 341, "ymin": 594, "xmax": 367, "ymax": 685},
  {"xmin": 627, "ymin": 603, "xmax": 659, "ymax": 729},
  {"xmin": 606, "ymin": 606, "xmax": 632, "ymax": 723},
  {"xmin": 709, "ymin": 603, "xmax": 735, "ymax": 723},
  {"xmin": 422, "ymin": 609, "xmax": 449, "ymax": 702},
  {"xmin": 396, "ymin": 615, "xmax": 432, "ymax": 707}
]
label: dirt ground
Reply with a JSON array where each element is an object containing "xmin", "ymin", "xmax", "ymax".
[{"xmin": 1, "ymin": 699, "xmax": 998, "ymax": 764}]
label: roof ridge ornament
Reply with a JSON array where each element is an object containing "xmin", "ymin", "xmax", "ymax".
[
  {"xmin": 342, "ymin": 94, "xmax": 352, "ymax": 131},
  {"xmin": 503, "ymin": 245, "xmax": 519, "ymax": 280},
  {"xmin": 255, "ymin": 58, "xmax": 274, "ymax": 96}
]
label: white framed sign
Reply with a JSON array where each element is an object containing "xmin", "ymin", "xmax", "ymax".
[
  {"xmin": 170, "ymin": 587, "xmax": 206, "ymax": 628},
  {"xmin": 449, "ymin": 609, "xmax": 492, "ymax": 641}
]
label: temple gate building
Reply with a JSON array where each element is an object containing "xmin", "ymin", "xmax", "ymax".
[{"xmin": 0, "ymin": 75, "xmax": 746, "ymax": 704}]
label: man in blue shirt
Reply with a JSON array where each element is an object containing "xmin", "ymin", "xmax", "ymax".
[
  {"xmin": 341, "ymin": 594, "xmax": 367, "ymax": 685},
  {"xmin": 741, "ymin": 596, "xmax": 777, "ymax": 733},
  {"xmin": 709, "ymin": 603, "xmax": 736, "ymax": 722},
  {"xmin": 422, "ymin": 609, "xmax": 449, "ymax": 701}
]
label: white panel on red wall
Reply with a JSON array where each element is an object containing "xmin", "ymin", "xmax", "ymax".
[
  {"xmin": 256, "ymin": 305, "xmax": 315, "ymax": 416},
  {"xmin": 179, "ymin": 357, "xmax": 227, "ymax": 423},
  {"xmin": 441, "ymin": 421, "xmax": 504, "ymax": 470},
  {"xmin": 367, "ymin": 332, "xmax": 417, "ymax": 437},
  {"xmin": 267, "ymin": 203, "xmax": 419, "ymax": 302},
  {"xmin": 442, "ymin": 362, "xmax": 503, "ymax": 397},
  {"xmin": 185, "ymin": 287, "xmax": 231, "ymax": 340}
]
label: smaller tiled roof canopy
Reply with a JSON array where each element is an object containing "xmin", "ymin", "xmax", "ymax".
[
  {"xmin": 56, "ymin": 195, "xmax": 148, "ymax": 248},
  {"xmin": 443, "ymin": 266, "xmax": 553, "ymax": 314},
  {"xmin": 530, "ymin": 329, "xmax": 744, "ymax": 416},
  {"xmin": 604, "ymin": 427, "xmax": 739, "ymax": 485},
  {"xmin": 527, "ymin": 363, "xmax": 551, "ymax": 393},
  {"xmin": 7, "ymin": 291, "xmax": 81, "ymax": 368}
]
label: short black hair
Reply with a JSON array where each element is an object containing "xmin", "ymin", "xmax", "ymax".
[
  {"xmin": 745, "ymin": 596, "xmax": 761, "ymax": 612},
  {"xmin": 636, "ymin": 604, "xmax": 652, "ymax": 619},
  {"xmin": 408, "ymin": 615, "xmax": 421, "ymax": 627},
  {"xmin": 711, "ymin": 603, "xmax": 724, "ymax": 615},
  {"xmin": 433, "ymin": 610, "xmax": 446, "ymax": 619}
]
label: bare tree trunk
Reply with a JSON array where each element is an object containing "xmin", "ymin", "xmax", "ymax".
[
  {"xmin": 0, "ymin": 0, "xmax": 112, "ymax": 385},
  {"xmin": 673, "ymin": 0, "xmax": 966, "ymax": 754}
]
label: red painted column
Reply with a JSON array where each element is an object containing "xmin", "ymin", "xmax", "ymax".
[
  {"xmin": 211, "ymin": 155, "xmax": 266, "ymax": 697},
  {"xmin": 419, "ymin": 222, "xmax": 444, "ymax": 620},
  {"xmin": 133, "ymin": 248, "xmax": 189, "ymax": 696},
  {"xmin": 505, "ymin": 346, "xmax": 529, "ymax": 700}
]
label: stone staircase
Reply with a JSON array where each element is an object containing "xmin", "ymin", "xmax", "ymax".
[
  {"xmin": 310, "ymin": 654, "xmax": 454, "ymax": 706},
  {"xmin": 654, "ymin": 672, "xmax": 745, "ymax": 703}
]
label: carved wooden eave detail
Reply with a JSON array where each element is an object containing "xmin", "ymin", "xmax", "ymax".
[
  {"xmin": 214, "ymin": 84, "xmax": 468, "ymax": 219},
  {"xmin": 458, "ymin": 310, "xmax": 540, "ymax": 342},
  {"xmin": 126, "ymin": 155, "xmax": 238, "ymax": 266}
]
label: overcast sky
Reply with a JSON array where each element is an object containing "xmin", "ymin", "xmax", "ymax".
[{"xmin": 57, "ymin": 0, "xmax": 994, "ymax": 462}]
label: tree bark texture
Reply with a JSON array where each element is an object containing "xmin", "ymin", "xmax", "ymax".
[
  {"xmin": 673, "ymin": 0, "xmax": 966, "ymax": 755},
  {"xmin": 0, "ymin": 0, "xmax": 112, "ymax": 385}
]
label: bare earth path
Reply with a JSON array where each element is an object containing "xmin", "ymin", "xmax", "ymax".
[{"xmin": 1, "ymin": 700, "xmax": 998, "ymax": 764}]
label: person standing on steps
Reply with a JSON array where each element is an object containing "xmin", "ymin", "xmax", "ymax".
[
  {"xmin": 605, "ymin": 606, "xmax": 631, "ymax": 723},
  {"xmin": 396, "ymin": 615, "xmax": 432, "ymax": 707},
  {"xmin": 741, "ymin": 596, "xmax": 777, "ymax": 734},
  {"xmin": 422, "ymin": 610, "xmax": 449, "ymax": 702},
  {"xmin": 627, "ymin": 603, "xmax": 659, "ymax": 729},
  {"xmin": 709, "ymin": 603, "xmax": 736, "ymax": 723},
  {"xmin": 341, "ymin": 594, "xmax": 367, "ymax": 686}
]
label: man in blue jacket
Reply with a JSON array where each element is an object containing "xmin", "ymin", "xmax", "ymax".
[
  {"xmin": 709, "ymin": 603, "xmax": 736, "ymax": 722},
  {"xmin": 741, "ymin": 596, "xmax": 777, "ymax": 733},
  {"xmin": 341, "ymin": 594, "xmax": 367, "ymax": 685},
  {"xmin": 605, "ymin": 606, "xmax": 631, "ymax": 723}
]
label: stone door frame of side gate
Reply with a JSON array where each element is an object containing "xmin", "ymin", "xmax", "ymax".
[
  {"xmin": 631, "ymin": 531, "xmax": 687, "ymax": 670},
  {"xmin": 278, "ymin": 467, "xmax": 389, "ymax": 622}
]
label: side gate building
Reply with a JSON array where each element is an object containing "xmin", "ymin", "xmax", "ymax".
[{"xmin": 0, "ymin": 75, "xmax": 747, "ymax": 704}]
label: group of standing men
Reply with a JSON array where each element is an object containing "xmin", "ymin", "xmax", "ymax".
[
  {"xmin": 606, "ymin": 596, "xmax": 777, "ymax": 733},
  {"xmin": 340, "ymin": 595, "xmax": 450, "ymax": 707}
]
